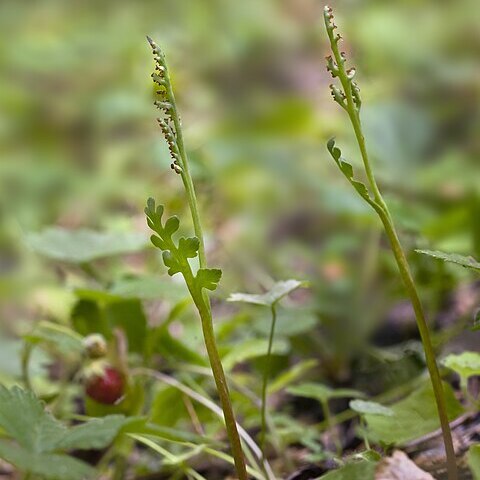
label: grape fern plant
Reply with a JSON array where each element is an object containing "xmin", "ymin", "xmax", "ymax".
[
  {"xmin": 322, "ymin": 6, "xmax": 458, "ymax": 479},
  {"xmin": 144, "ymin": 37, "xmax": 248, "ymax": 480}
]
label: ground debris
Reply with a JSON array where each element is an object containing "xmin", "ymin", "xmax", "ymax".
[{"xmin": 375, "ymin": 450, "xmax": 435, "ymax": 480}]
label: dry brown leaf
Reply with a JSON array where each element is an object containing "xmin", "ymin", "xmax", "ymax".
[{"xmin": 375, "ymin": 450, "xmax": 435, "ymax": 480}]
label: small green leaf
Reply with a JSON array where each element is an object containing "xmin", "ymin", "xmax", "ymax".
[
  {"xmin": 416, "ymin": 249, "xmax": 480, "ymax": 272},
  {"xmin": 443, "ymin": 352, "xmax": 480, "ymax": 382},
  {"xmin": 468, "ymin": 444, "xmax": 480, "ymax": 480},
  {"xmin": 56, "ymin": 415, "xmax": 128, "ymax": 451},
  {"xmin": 26, "ymin": 228, "xmax": 147, "ymax": 263},
  {"xmin": 178, "ymin": 236, "xmax": 200, "ymax": 259},
  {"xmin": 145, "ymin": 198, "xmax": 164, "ymax": 232},
  {"xmin": 326, "ymin": 138, "xmax": 375, "ymax": 205},
  {"xmin": 162, "ymin": 251, "xmax": 182, "ymax": 276},
  {"xmin": 151, "ymin": 234, "xmax": 168, "ymax": 250},
  {"xmin": 227, "ymin": 279, "xmax": 307, "ymax": 307},
  {"xmin": 327, "ymin": 138, "xmax": 341, "ymax": 160},
  {"xmin": 287, "ymin": 383, "xmax": 364, "ymax": 403},
  {"xmin": 349, "ymin": 399, "xmax": 394, "ymax": 417},
  {"xmin": 164, "ymin": 216, "xmax": 180, "ymax": 236},
  {"xmin": 196, "ymin": 268, "xmax": 222, "ymax": 291}
]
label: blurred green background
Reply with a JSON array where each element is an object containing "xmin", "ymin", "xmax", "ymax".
[{"xmin": 1, "ymin": 0, "xmax": 479, "ymax": 383}]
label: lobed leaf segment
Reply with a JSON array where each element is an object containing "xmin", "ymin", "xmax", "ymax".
[{"xmin": 145, "ymin": 198, "xmax": 221, "ymax": 295}]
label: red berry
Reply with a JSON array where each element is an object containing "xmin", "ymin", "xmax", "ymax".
[{"xmin": 85, "ymin": 366, "xmax": 125, "ymax": 405}]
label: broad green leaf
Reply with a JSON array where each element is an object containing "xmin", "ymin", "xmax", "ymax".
[
  {"xmin": 365, "ymin": 381, "xmax": 463, "ymax": 445},
  {"xmin": 227, "ymin": 279, "xmax": 307, "ymax": 307},
  {"xmin": 109, "ymin": 275, "xmax": 189, "ymax": 302},
  {"xmin": 0, "ymin": 440, "xmax": 95, "ymax": 480},
  {"xmin": 72, "ymin": 296, "xmax": 148, "ymax": 353},
  {"xmin": 26, "ymin": 227, "xmax": 147, "ymax": 263},
  {"xmin": 0, "ymin": 386, "xmax": 127, "ymax": 456},
  {"xmin": 253, "ymin": 308, "xmax": 317, "ymax": 337},
  {"xmin": 74, "ymin": 289, "xmax": 121, "ymax": 303},
  {"xmin": 0, "ymin": 339, "xmax": 49, "ymax": 380},
  {"xmin": 76, "ymin": 276, "xmax": 189, "ymax": 303},
  {"xmin": 153, "ymin": 328, "xmax": 207, "ymax": 366},
  {"xmin": 56, "ymin": 415, "xmax": 128, "ymax": 450},
  {"xmin": 443, "ymin": 352, "xmax": 480, "ymax": 383},
  {"xmin": 71, "ymin": 298, "xmax": 110, "ymax": 338},
  {"xmin": 319, "ymin": 459, "xmax": 377, "ymax": 479},
  {"xmin": 104, "ymin": 299, "xmax": 147, "ymax": 353},
  {"xmin": 222, "ymin": 338, "xmax": 289, "ymax": 371},
  {"xmin": 151, "ymin": 386, "xmax": 188, "ymax": 427},
  {"xmin": 0, "ymin": 385, "xmax": 65, "ymax": 453},
  {"xmin": 416, "ymin": 249, "xmax": 480, "ymax": 272},
  {"xmin": 196, "ymin": 268, "xmax": 222, "ymax": 291},
  {"xmin": 468, "ymin": 444, "xmax": 480, "ymax": 480},
  {"xmin": 287, "ymin": 383, "xmax": 364, "ymax": 403},
  {"xmin": 349, "ymin": 399, "xmax": 394, "ymax": 417},
  {"xmin": 25, "ymin": 321, "xmax": 84, "ymax": 355}
]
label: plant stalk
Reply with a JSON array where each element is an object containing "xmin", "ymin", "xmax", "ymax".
[
  {"xmin": 321, "ymin": 399, "xmax": 342, "ymax": 456},
  {"xmin": 325, "ymin": 12, "xmax": 457, "ymax": 479},
  {"xmin": 159, "ymin": 57, "xmax": 248, "ymax": 480},
  {"xmin": 260, "ymin": 304, "xmax": 278, "ymax": 463},
  {"xmin": 194, "ymin": 293, "xmax": 249, "ymax": 480}
]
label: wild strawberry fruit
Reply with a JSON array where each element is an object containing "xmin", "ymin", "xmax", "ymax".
[{"xmin": 85, "ymin": 366, "xmax": 125, "ymax": 405}]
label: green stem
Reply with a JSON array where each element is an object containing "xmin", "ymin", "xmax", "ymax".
[
  {"xmin": 321, "ymin": 399, "xmax": 342, "ymax": 456},
  {"xmin": 154, "ymin": 44, "xmax": 248, "ymax": 480},
  {"xmin": 260, "ymin": 304, "xmax": 277, "ymax": 464},
  {"xmin": 163, "ymin": 72, "xmax": 206, "ymax": 269},
  {"xmin": 378, "ymin": 214, "xmax": 457, "ymax": 479},
  {"xmin": 360, "ymin": 417, "xmax": 370, "ymax": 450},
  {"xmin": 326, "ymin": 13, "xmax": 457, "ymax": 479},
  {"xmin": 193, "ymin": 292, "xmax": 249, "ymax": 480},
  {"xmin": 21, "ymin": 342, "xmax": 33, "ymax": 391}
]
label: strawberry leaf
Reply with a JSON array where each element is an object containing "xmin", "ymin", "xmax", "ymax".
[{"xmin": 0, "ymin": 386, "xmax": 129, "ymax": 478}]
